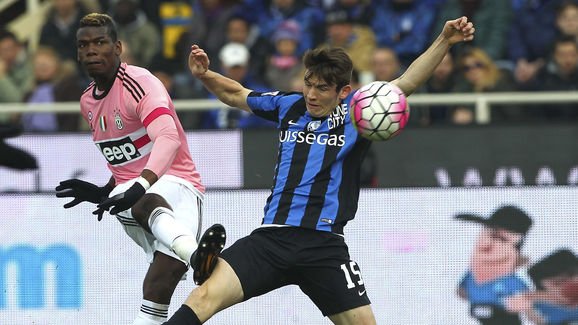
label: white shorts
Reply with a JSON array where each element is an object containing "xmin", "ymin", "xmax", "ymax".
[{"xmin": 109, "ymin": 175, "xmax": 204, "ymax": 264}]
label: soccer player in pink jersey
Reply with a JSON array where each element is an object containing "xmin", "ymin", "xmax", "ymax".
[{"xmin": 54, "ymin": 13, "xmax": 226, "ymax": 325}]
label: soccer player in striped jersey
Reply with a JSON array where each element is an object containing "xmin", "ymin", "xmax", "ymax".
[
  {"xmin": 54, "ymin": 13, "xmax": 226, "ymax": 325},
  {"xmin": 164, "ymin": 16, "xmax": 475, "ymax": 325}
]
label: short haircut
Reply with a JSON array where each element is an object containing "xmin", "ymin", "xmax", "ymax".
[
  {"xmin": 553, "ymin": 34, "xmax": 578, "ymax": 51},
  {"xmin": 303, "ymin": 47, "xmax": 353, "ymax": 91},
  {"xmin": 0, "ymin": 29, "xmax": 19, "ymax": 43},
  {"xmin": 78, "ymin": 13, "xmax": 118, "ymax": 42}
]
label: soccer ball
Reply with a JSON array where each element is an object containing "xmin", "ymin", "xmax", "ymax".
[{"xmin": 350, "ymin": 81, "xmax": 410, "ymax": 141}]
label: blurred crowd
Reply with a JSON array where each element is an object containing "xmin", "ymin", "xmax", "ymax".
[{"xmin": 1, "ymin": 0, "xmax": 578, "ymax": 132}]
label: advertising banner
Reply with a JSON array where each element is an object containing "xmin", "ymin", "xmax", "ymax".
[
  {"xmin": 0, "ymin": 131, "xmax": 242, "ymax": 193},
  {"xmin": 242, "ymin": 126, "xmax": 578, "ymax": 188},
  {"xmin": 1, "ymin": 188, "xmax": 576, "ymax": 324}
]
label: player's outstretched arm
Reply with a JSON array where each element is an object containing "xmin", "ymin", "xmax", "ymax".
[
  {"xmin": 391, "ymin": 16, "xmax": 475, "ymax": 96},
  {"xmin": 188, "ymin": 44, "xmax": 252, "ymax": 112}
]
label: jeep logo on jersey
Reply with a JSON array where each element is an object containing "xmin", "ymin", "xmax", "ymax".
[{"xmin": 96, "ymin": 136, "xmax": 141, "ymax": 165}]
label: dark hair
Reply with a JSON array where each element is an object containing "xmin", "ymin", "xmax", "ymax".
[
  {"xmin": 0, "ymin": 29, "xmax": 19, "ymax": 43},
  {"xmin": 303, "ymin": 47, "xmax": 353, "ymax": 91},
  {"xmin": 553, "ymin": 34, "xmax": 578, "ymax": 51},
  {"xmin": 78, "ymin": 13, "xmax": 118, "ymax": 42}
]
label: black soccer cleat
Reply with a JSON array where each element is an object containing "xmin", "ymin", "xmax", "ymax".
[{"xmin": 190, "ymin": 223, "xmax": 226, "ymax": 285}]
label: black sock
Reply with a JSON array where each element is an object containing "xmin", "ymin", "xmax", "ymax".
[{"xmin": 162, "ymin": 305, "xmax": 202, "ymax": 325}]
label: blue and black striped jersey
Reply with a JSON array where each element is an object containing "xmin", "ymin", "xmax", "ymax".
[{"xmin": 246, "ymin": 91, "xmax": 371, "ymax": 234}]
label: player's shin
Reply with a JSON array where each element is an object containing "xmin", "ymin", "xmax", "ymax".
[{"xmin": 148, "ymin": 207, "xmax": 198, "ymax": 262}]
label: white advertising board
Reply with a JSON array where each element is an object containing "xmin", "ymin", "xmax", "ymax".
[
  {"xmin": 0, "ymin": 187, "xmax": 576, "ymax": 324},
  {"xmin": 0, "ymin": 131, "xmax": 242, "ymax": 192}
]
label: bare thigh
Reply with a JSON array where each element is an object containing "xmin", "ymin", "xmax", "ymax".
[
  {"xmin": 328, "ymin": 305, "xmax": 377, "ymax": 325},
  {"xmin": 183, "ymin": 257, "xmax": 244, "ymax": 322}
]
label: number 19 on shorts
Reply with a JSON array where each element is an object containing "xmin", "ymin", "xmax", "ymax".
[{"xmin": 340, "ymin": 261, "xmax": 364, "ymax": 289}]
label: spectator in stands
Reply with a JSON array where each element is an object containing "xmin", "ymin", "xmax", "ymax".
[
  {"xmin": 521, "ymin": 36, "xmax": 578, "ymax": 121},
  {"xmin": 435, "ymin": 0, "xmax": 511, "ymax": 61},
  {"xmin": 186, "ymin": 0, "xmax": 242, "ymax": 70},
  {"xmin": 225, "ymin": 13, "xmax": 271, "ymax": 83},
  {"xmin": 417, "ymin": 52, "xmax": 458, "ymax": 125},
  {"xmin": 452, "ymin": 47, "xmax": 520, "ymax": 125},
  {"xmin": 371, "ymin": 0, "xmax": 437, "ymax": 67},
  {"xmin": 147, "ymin": 32, "xmax": 210, "ymax": 130},
  {"xmin": 255, "ymin": 0, "xmax": 325, "ymax": 56},
  {"xmin": 0, "ymin": 30, "xmax": 33, "ymax": 117},
  {"xmin": 39, "ymin": 0, "xmax": 88, "ymax": 65},
  {"xmin": 323, "ymin": 8, "xmax": 376, "ymax": 78},
  {"xmin": 556, "ymin": 0, "xmax": 578, "ymax": 42},
  {"xmin": 265, "ymin": 20, "xmax": 303, "ymax": 91},
  {"xmin": 321, "ymin": 0, "xmax": 373, "ymax": 26},
  {"xmin": 370, "ymin": 46, "xmax": 403, "ymax": 83},
  {"xmin": 201, "ymin": 42, "xmax": 273, "ymax": 129},
  {"xmin": 20, "ymin": 47, "xmax": 61, "ymax": 132},
  {"xmin": 508, "ymin": 0, "xmax": 562, "ymax": 86},
  {"xmin": 110, "ymin": 0, "xmax": 161, "ymax": 67}
]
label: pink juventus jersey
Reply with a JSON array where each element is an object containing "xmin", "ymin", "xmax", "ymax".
[{"xmin": 80, "ymin": 63, "xmax": 205, "ymax": 192}]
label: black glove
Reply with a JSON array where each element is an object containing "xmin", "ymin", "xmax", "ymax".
[
  {"xmin": 55, "ymin": 179, "xmax": 113, "ymax": 208},
  {"xmin": 96, "ymin": 182, "xmax": 146, "ymax": 216}
]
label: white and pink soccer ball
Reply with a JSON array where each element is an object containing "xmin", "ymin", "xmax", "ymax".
[{"xmin": 350, "ymin": 81, "xmax": 410, "ymax": 141}]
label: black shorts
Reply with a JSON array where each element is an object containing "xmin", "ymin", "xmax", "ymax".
[{"xmin": 220, "ymin": 226, "xmax": 371, "ymax": 316}]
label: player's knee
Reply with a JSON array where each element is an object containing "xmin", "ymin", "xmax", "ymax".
[
  {"xmin": 187, "ymin": 285, "xmax": 223, "ymax": 318},
  {"xmin": 131, "ymin": 193, "xmax": 170, "ymax": 228}
]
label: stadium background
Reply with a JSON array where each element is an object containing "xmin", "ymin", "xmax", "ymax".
[
  {"xmin": 1, "ymin": 0, "xmax": 578, "ymax": 324},
  {"xmin": 1, "ymin": 130, "xmax": 577, "ymax": 324}
]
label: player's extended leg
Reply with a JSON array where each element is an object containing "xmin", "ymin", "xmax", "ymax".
[
  {"xmin": 131, "ymin": 192, "xmax": 225, "ymax": 283},
  {"xmin": 328, "ymin": 305, "xmax": 377, "ymax": 325},
  {"xmin": 132, "ymin": 252, "xmax": 188, "ymax": 325},
  {"xmin": 162, "ymin": 257, "xmax": 244, "ymax": 324}
]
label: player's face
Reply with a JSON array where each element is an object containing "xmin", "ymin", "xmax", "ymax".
[
  {"xmin": 76, "ymin": 26, "xmax": 121, "ymax": 80},
  {"xmin": 542, "ymin": 273, "xmax": 578, "ymax": 295},
  {"xmin": 303, "ymin": 74, "xmax": 351, "ymax": 118},
  {"xmin": 473, "ymin": 227, "xmax": 522, "ymax": 263}
]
